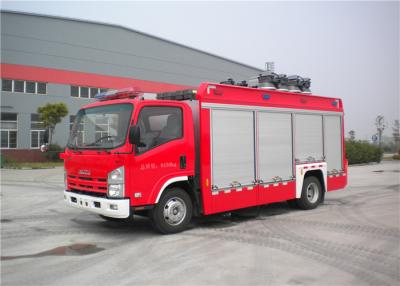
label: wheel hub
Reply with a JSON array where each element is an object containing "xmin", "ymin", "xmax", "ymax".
[
  {"xmin": 163, "ymin": 197, "xmax": 187, "ymax": 226},
  {"xmin": 306, "ymin": 182, "xmax": 319, "ymax": 204}
]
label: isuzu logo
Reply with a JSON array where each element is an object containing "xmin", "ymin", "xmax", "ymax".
[{"xmin": 78, "ymin": 169, "xmax": 91, "ymax": 176}]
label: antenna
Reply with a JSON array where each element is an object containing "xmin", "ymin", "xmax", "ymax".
[{"xmin": 265, "ymin": 61, "xmax": 275, "ymax": 73}]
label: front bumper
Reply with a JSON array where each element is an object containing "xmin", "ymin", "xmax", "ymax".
[{"xmin": 64, "ymin": 190, "xmax": 130, "ymax": 218}]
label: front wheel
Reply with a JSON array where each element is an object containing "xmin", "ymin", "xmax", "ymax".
[
  {"xmin": 296, "ymin": 176, "xmax": 323, "ymax": 210},
  {"xmin": 151, "ymin": 188, "xmax": 192, "ymax": 234}
]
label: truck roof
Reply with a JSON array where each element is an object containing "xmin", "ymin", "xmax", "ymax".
[
  {"xmin": 80, "ymin": 82, "xmax": 343, "ymax": 113},
  {"xmin": 161, "ymin": 82, "xmax": 344, "ymax": 113}
]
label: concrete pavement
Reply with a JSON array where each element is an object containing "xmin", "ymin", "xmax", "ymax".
[{"xmin": 1, "ymin": 161, "xmax": 399, "ymax": 285}]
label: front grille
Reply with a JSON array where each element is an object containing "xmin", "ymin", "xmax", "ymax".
[{"xmin": 68, "ymin": 174, "xmax": 107, "ymax": 193}]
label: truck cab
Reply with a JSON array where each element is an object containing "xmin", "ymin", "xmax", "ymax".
[{"xmin": 63, "ymin": 89, "xmax": 196, "ymax": 233}]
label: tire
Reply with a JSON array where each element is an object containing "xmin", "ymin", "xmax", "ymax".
[
  {"xmin": 99, "ymin": 215, "xmax": 133, "ymax": 223},
  {"xmin": 151, "ymin": 187, "xmax": 192, "ymax": 234},
  {"xmin": 296, "ymin": 176, "xmax": 323, "ymax": 210}
]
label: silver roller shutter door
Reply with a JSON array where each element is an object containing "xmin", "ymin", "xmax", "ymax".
[
  {"xmin": 211, "ymin": 109, "xmax": 255, "ymax": 189},
  {"xmin": 324, "ymin": 115, "xmax": 343, "ymax": 172},
  {"xmin": 294, "ymin": 114, "xmax": 324, "ymax": 162},
  {"xmin": 258, "ymin": 112, "xmax": 293, "ymax": 182}
]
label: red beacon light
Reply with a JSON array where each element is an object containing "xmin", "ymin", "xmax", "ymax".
[{"xmin": 95, "ymin": 87, "xmax": 142, "ymax": 101}]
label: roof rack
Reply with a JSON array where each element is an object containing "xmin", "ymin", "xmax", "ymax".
[
  {"xmin": 220, "ymin": 78, "xmax": 248, "ymax": 87},
  {"xmin": 156, "ymin": 89, "xmax": 197, "ymax": 101},
  {"xmin": 221, "ymin": 72, "xmax": 312, "ymax": 94}
]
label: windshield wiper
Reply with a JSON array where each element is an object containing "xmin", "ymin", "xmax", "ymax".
[
  {"xmin": 67, "ymin": 143, "xmax": 82, "ymax": 154},
  {"xmin": 85, "ymin": 135, "xmax": 117, "ymax": 147}
]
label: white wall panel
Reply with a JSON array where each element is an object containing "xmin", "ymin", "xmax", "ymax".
[
  {"xmin": 258, "ymin": 112, "xmax": 293, "ymax": 182},
  {"xmin": 211, "ymin": 110, "xmax": 255, "ymax": 188},
  {"xmin": 324, "ymin": 115, "xmax": 343, "ymax": 172},
  {"xmin": 294, "ymin": 114, "xmax": 323, "ymax": 162}
]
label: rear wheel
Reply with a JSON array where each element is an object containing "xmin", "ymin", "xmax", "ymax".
[
  {"xmin": 296, "ymin": 176, "xmax": 323, "ymax": 210},
  {"xmin": 151, "ymin": 187, "xmax": 192, "ymax": 234}
]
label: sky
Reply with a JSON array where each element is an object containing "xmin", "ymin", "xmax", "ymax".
[{"xmin": 1, "ymin": 1, "xmax": 399, "ymax": 140}]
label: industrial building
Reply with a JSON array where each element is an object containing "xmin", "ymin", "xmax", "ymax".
[{"xmin": 0, "ymin": 10, "xmax": 261, "ymax": 161}]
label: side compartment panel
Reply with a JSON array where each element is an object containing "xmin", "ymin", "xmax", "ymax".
[
  {"xmin": 324, "ymin": 115, "xmax": 343, "ymax": 172},
  {"xmin": 258, "ymin": 112, "xmax": 293, "ymax": 182},
  {"xmin": 327, "ymin": 174, "xmax": 347, "ymax": 191},
  {"xmin": 294, "ymin": 114, "xmax": 323, "ymax": 162},
  {"xmin": 209, "ymin": 186, "xmax": 259, "ymax": 214},
  {"xmin": 259, "ymin": 182, "xmax": 296, "ymax": 204},
  {"xmin": 211, "ymin": 109, "xmax": 255, "ymax": 189},
  {"xmin": 199, "ymin": 108, "xmax": 213, "ymax": 214}
]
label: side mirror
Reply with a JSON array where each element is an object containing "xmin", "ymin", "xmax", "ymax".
[{"xmin": 129, "ymin": 125, "xmax": 145, "ymax": 147}]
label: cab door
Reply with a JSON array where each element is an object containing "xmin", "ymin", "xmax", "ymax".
[{"xmin": 131, "ymin": 102, "xmax": 195, "ymax": 206}]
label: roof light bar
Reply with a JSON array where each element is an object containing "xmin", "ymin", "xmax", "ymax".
[
  {"xmin": 244, "ymin": 70, "xmax": 312, "ymax": 94},
  {"xmin": 95, "ymin": 87, "xmax": 142, "ymax": 101}
]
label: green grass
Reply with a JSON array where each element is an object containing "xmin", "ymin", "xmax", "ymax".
[{"xmin": 3, "ymin": 161, "xmax": 64, "ymax": 169}]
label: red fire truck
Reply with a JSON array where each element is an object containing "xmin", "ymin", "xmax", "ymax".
[{"xmin": 62, "ymin": 76, "xmax": 347, "ymax": 234}]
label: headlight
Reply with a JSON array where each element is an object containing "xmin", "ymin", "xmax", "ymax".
[
  {"xmin": 108, "ymin": 184, "xmax": 124, "ymax": 197},
  {"xmin": 107, "ymin": 167, "xmax": 125, "ymax": 198}
]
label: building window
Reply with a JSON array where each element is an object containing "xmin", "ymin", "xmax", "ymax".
[
  {"xmin": 80, "ymin": 87, "xmax": 89, "ymax": 98},
  {"xmin": 69, "ymin": 115, "xmax": 75, "ymax": 130},
  {"xmin": 14, "ymin": 80, "xmax": 24, "ymax": 93},
  {"xmin": 31, "ymin": 114, "xmax": 46, "ymax": 149},
  {"xmin": 26, "ymin": 81, "xmax": 36, "ymax": 93},
  {"xmin": 1, "ymin": 79, "xmax": 47, "ymax": 95},
  {"xmin": 71, "ymin": 86, "xmax": 79, "ymax": 97},
  {"xmin": 37, "ymin": 82, "xmax": 47, "ymax": 94},
  {"xmin": 95, "ymin": 116, "xmax": 112, "ymax": 140},
  {"xmin": 69, "ymin": 115, "xmax": 84, "ymax": 143},
  {"xmin": 71, "ymin": 86, "xmax": 109, "ymax": 98},
  {"xmin": 0, "ymin": 113, "xmax": 18, "ymax": 149},
  {"xmin": 2, "ymin": 79, "xmax": 12, "ymax": 91},
  {"xmin": 90, "ymin": 87, "xmax": 99, "ymax": 98}
]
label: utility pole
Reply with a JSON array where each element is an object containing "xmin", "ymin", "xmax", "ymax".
[
  {"xmin": 375, "ymin": 115, "xmax": 386, "ymax": 147},
  {"xmin": 265, "ymin": 62, "xmax": 275, "ymax": 73}
]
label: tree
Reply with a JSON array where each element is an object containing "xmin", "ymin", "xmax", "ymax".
[
  {"xmin": 348, "ymin": 130, "xmax": 356, "ymax": 141},
  {"xmin": 375, "ymin": 115, "xmax": 386, "ymax": 147},
  {"xmin": 393, "ymin": 120, "xmax": 400, "ymax": 145},
  {"xmin": 37, "ymin": 103, "xmax": 68, "ymax": 145}
]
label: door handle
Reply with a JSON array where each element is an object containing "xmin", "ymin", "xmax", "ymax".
[{"xmin": 180, "ymin": 155, "xmax": 186, "ymax": 169}]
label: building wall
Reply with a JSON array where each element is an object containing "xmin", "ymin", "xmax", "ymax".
[
  {"xmin": 1, "ymin": 11, "xmax": 260, "ymax": 86},
  {"xmin": 1, "ymin": 82, "xmax": 92, "ymax": 148},
  {"xmin": 0, "ymin": 11, "xmax": 261, "ymax": 156}
]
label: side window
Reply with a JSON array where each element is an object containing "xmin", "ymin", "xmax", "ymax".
[{"xmin": 136, "ymin": 106, "xmax": 182, "ymax": 154}]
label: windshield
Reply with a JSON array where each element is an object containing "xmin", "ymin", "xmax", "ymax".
[{"xmin": 68, "ymin": 103, "xmax": 133, "ymax": 149}]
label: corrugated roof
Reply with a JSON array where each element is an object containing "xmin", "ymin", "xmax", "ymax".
[{"xmin": 1, "ymin": 9, "xmax": 263, "ymax": 72}]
